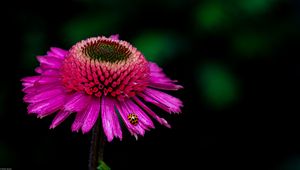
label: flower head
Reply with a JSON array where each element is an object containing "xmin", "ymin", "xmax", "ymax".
[{"xmin": 22, "ymin": 35, "xmax": 183, "ymax": 141}]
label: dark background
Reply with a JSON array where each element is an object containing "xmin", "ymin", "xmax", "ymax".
[{"xmin": 1, "ymin": 0, "xmax": 300, "ymax": 169}]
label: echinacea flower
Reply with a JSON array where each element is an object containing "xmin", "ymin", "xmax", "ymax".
[{"xmin": 22, "ymin": 34, "xmax": 183, "ymax": 141}]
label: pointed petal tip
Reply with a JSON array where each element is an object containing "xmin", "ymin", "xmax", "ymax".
[
  {"xmin": 50, "ymin": 47, "xmax": 68, "ymax": 54},
  {"xmin": 49, "ymin": 124, "xmax": 56, "ymax": 129},
  {"xmin": 177, "ymin": 85, "xmax": 184, "ymax": 89},
  {"xmin": 50, "ymin": 47, "xmax": 62, "ymax": 51},
  {"xmin": 106, "ymin": 135, "xmax": 123, "ymax": 142},
  {"xmin": 156, "ymin": 117, "xmax": 171, "ymax": 128},
  {"xmin": 134, "ymin": 134, "xmax": 138, "ymax": 140},
  {"xmin": 36, "ymin": 55, "xmax": 43, "ymax": 60},
  {"xmin": 37, "ymin": 115, "xmax": 44, "ymax": 119},
  {"xmin": 48, "ymin": 47, "xmax": 68, "ymax": 59},
  {"xmin": 81, "ymin": 123, "xmax": 95, "ymax": 134},
  {"xmin": 21, "ymin": 77, "xmax": 27, "ymax": 82},
  {"xmin": 81, "ymin": 125, "xmax": 94, "ymax": 134},
  {"xmin": 71, "ymin": 128, "xmax": 80, "ymax": 133},
  {"xmin": 107, "ymin": 137, "xmax": 113, "ymax": 142},
  {"xmin": 109, "ymin": 34, "xmax": 119, "ymax": 40},
  {"xmin": 81, "ymin": 128, "xmax": 90, "ymax": 134},
  {"xmin": 169, "ymin": 108, "xmax": 182, "ymax": 114},
  {"xmin": 21, "ymin": 76, "xmax": 38, "ymax": 83},
  {"xmin": 27, "ymin": 112, "xmax": 35, "ymax": 115}
]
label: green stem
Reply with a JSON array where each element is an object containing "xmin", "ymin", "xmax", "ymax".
[{"xmin": 89, "ymin": 118, "xmax": 104, "ymax": 170}]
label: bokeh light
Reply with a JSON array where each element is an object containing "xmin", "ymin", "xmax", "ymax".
[
  {"xmin": 197, "ymin": 62, "xmax": 239, "ymax": 109},
  {"xmin": 232, "ymin": 31, "xmax": 271, "ymax": 58},
  {"xmin": 195, "ymin": 1, "xmax": 232, "ymax": 32},
  {"xmin": 61, "ymin": 12, "xmax": 120, "ymax": 46},
  {"xmin": 238, "ymin": 0, "xmax": 277, "ymax": 15},
  {"xmin": 132, "ymin": 31, "xmax": 182, "ymax": 64}
]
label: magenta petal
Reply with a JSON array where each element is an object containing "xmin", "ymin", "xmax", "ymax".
[
  {"xmin": 81, "ymin": 97, "xmax": 101, "ymax": 133},
  {"xmin": 149, "ymin": 62, "xmax": 162, "ymax": 72},
  {"xmin": 37, "ymin": 56, "xmax": 62, "ymax": 69},
  {"xmin": 41, "ymin": 69, "xmax": 61, "ymax": 76},
  {"xmin": 71, "ymin": 110, "xmax": 87, "ymax": 132},
  {"xmin": 71, "ymin": 97, "xmax": 93, "ymax": 132},
  {"xmin": 27, "ymin": 94, "xmax": 66, "ymax": 118},
  {"xmin": 101, "ymin": 96, "xmax": 122, "ymax": 142},
  {"xmin": 23, "ymin": 83, "xmax": 61, "ymax": 94},
  {"xmin": 115, "ymin": 99, "xmax": 147, "ymax": 137},
  {"xmin": 125, "ymin": 99, "xmax": 154, "ymax": 130},
  {"xmin": 140, "ymin": 88, "xmax": 183, "ymax": 114},
  {"xmin": 35, "ymin": 67, "xmax": 43, "ymax": 73},
  {"xmin": 22, "ymin": 75, "xmax": 60, "ymax": 86},
  {"xmin": 133, "ymin": 96, "xmax": 171, "ymax": 128},
  {"xmin": 50, "ymin": 110, "xmax": 71, "ymax": 129},
  {"xmin": 64, "ymin": 92, "xmax": 91, "ymax": 112},
  {"xmin": 49, "ymin": 47, "xmax": 68, "ymax": 59},
  {"xmin": 34, "ymin": 76, "xmax": 60, "ymax": 85},
  {"xmin": 21, "ymin": 76, "xmax": 41, "ymax": 83},
  {"xmin": 22, "ymin": 84, "xmax": 34, "ymax": 92},
  {"xmin": 24, "ymin": 87, "xmax": 65, "ymax": 103},
  {"xmin": 22, "ymin": 81, "xmax": 35, "ymax": 89},
  {"xmin": 36, "ymin": 68, "xmax": 60, "ymax": 76},
  {"xmin": 148, "ymin": 81, "xmax": 183, "ymax": 90},
  {"xmin": 149, "ymin": 62, "xmax": 183, "ymax": 90},
  {"xmin": 109, "ymin": 34, "xmax": 119, "ymax": 40}
]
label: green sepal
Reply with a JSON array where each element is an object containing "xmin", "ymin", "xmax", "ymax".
[{"xmin": 97, "ymin": 160, "xmax": 111, "ymax": 170}]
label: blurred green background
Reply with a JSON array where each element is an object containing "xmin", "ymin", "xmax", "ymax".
[{"xmin": 1, "ymin": 0, "xmax": 300, "ymax": 169}]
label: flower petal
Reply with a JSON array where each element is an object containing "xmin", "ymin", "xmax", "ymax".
[
  {"xmin": 22, "ymin": 75, "xmax": 60, "ymax": 86},
  {"xmin": 125, "ymin": 99, "xmax": 154, "ymax": 130},
  {"xmin": 48, "ymin": 47, "xmax": 68, "ymax": 59},
  {"xmin": 24, "ymin": 86, "xmax": 65, "ymax": 103},
  {"xmin": 139, "ymin": 88, "xmax": 183, "ymax": 114},
  {"xmin": 21, "ymin": 76, "xmax": 41, "ymax": 83},
  {"xmin": 81, "ymin": 97, "xmax": 101, "ymax": 133},
  {"xmin": 109, "ymin": 34, "xmax": 119, "ymax": 40},
  {"xmin": 133, "ymin": 96, "xmax": 171, "ymax": 128},
  {"xmin": 27, "ymin": 94, "xmax": 66, "ymax": 118},
  {"xmin": 149, "ymin": 62, "xmax": 183, "ymax": 90},
  {"xmin": 71, "ymin": 111, "xmax": 87, "ymax": 132},
  {"xmin": 35, "ymin": 67, "xmax": 43, "ymax": 73},
  {"xmin": 41, "ymin": 69, "xmax": 61, "ymax": 76},
  {"xmin": 64, "ymin": 92, "xmax": 91, "ymax": 112},
  {"xmin": 70, "ymin": 95, "xmax": 94, "ymax": 132},
  {"xmin": 22, "ymin": 83, "xmax": 62, "ymax": 94},
  {"xmin": 50, "ymin": 110, "xmax": 72, "ymax": 129},
  {"xmin": 101, "ymin": 96, "xmax": 122, "ymax": 141},
  {"xmin": 115, "ymin": 99, "xmax": 151, "ymax": 138},
  {"xmin": 37, "ymin": 56, "xmax": 62, "ymax": 69},
  {"xmin": 22, "ymin": 84, "xmax": 34, "ymax": 92},
  {"xmin": 148, "ymin": 81, "xmax": 183, "ymax": 91}
]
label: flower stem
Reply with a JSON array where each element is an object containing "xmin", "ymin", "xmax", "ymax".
[{"xmin": 89, "ymin": 118, "xmax": 104, "ymax": 170}]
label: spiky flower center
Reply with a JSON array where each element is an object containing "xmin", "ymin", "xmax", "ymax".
[
  {"xmin": 83, "ymin": 40, "xmax": 131, "ymax": 63},
  {"xmin": 61, "ymin": 36, "xmax": 150, "ymax": 100}
]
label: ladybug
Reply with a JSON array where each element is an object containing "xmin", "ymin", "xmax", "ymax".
[{"xmin": 128, "ymin": 113, "xmax": 138, "ymax": 126}]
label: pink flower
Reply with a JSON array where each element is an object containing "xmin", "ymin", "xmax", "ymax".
[{"xmin": 21, "ymin": 35, "xmax": 183, "ymax": 141}]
